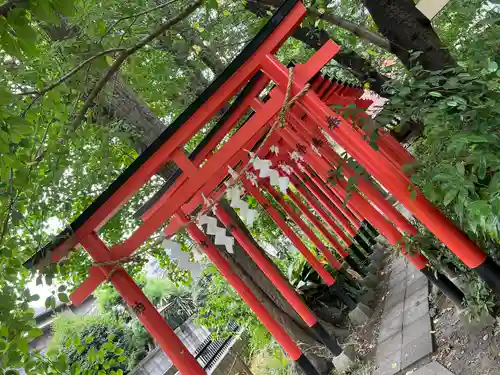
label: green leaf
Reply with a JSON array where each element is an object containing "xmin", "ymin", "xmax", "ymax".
[
  {"xmin": 443, "ymin": 189, "xmax": 458, "ymax": 206},
  {"xmin": 70, "ymin": 363, "xmax": 81, "ymax": 375},
  {"xmin": 55, "ymin": 355, "xmax": 68, "ymax": 372},
  {"xmin": 33, "ymin": 1, "xmax": 60, "ymax": 24},
  {"xmin": 96, "ymin": 20, "xmax": 107, "ymax": 35},
  {"xmin": 101, "ymin": 342, "xmax": 115, "ymax": 351},
  {"xmin": 0, "ymin": 326, "xmax": 8, "ymax": 338},
  {"xmin": 0, "ymin": 32, "xmax": 23, "ymax": 59},
  {"xmin": 468, "ymin": 200, "xmax": 490, "ymax": 216},
  {"xmin": 117, "ymin": 355, "xmax": 127, "ymax": 363},
  {"xmin": 17, "ymin": 337, "xmax": 29, "ymax": 354},
  {"xmin": 27, "ymin": 328, "xmax": 43, "ymax": 339},
  {"xmin": 45, "ymin": 295, "xmax": 56, "ymax": 309},
  {"xmin": 0, "ymin": 87, "xmax": 13, "ymax": 105},
  {"xmin": 492, "ymin": 197, "xmax": 500, "ymax": 216},
  {"xmin": 429, "ymin": 91, "xmax": 442, "ymax": 97},
  {"xmin": 52, "ymin": 0, "xmax": 75, "ymax": 16},
  {"xmin": 85, "ymin": 335, "xmax": 94, "ymax": 344},
  {"xmin": 87, "ymin": 347, "xmax": 96, "ymax": 362},
  {"xmin": 410, "ymin": 189, "xmax": 417, "ymax": 200},
  {"xmin": 477, "ymin": 158, "xmax": 487, "ymax": 180},
  {"xmin": 10, "ymin": 21, "xmax": 38, "ymax": 44},
  {"xmin": 65, "ymin": 338, "xmax": 73, "ymax": 348},
  {"xmin": 487, "ymin": 60, "xmax": 498, "ymax": 73},
  {"xmin": 58, "ymin": 292, "xmax": 69, "ymax": 303},
  {"xmin": 454, "ymin": 200, "xmax": 465, "ymax": 222},
  {"xmin": 399, "ymin": 87, "xmax": 410, "ymax": 96},
  {"xmin": 488, "ymin": 173, "xmax": 500, "ymax": 194},
  {"xmin": 18, "ymin": 38, "xmax": 38, "ymax": 57},
  {"xmin": 206, "ymin": 0, "xmax": 218, "ymax": 9}
]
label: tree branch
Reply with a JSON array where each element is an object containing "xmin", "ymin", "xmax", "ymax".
[
  {"xmin": 0, "ymin": 169, "xmax": 14, "ymax": 245},
  {"xmin": 252, "ymin": 0, "xmax": 390, "ymax": 52},
  {"xmin": 0, "ymin": 0, "xmax": 23, "ymax": 17},
  {"xmin": 17, "ymin": 48, "xmax": 126, "ymax": 96},
  {"xmin": 100, "ymin": 0, "xmax": 180, "ymax": 41},
  {"xmin": 71, "ymin": 0, "xmax": 203, "ymax": 131},
  {"xmin": 308, "ymin": 8, "xmax": 391, "ymax": 52}
]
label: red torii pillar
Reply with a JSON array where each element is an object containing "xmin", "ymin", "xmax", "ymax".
[
  {"xmin": 241, "ymin": 178, "xmax": 337, "ymax": 285},
  {"xmin": 286, "ymin": 162, "xmax": 374, "ymax": 257},
  {"xmin": 213, "ymin": 203, "xmax": 343, "ymax": 356},
  {"xmin": 283, "ymin": 116, "xmax": 418, "ymax": 236},
  {"xmin": 277, "ymin": 125, "xmax": 464, "ymax": 305},
  {"xmin": 243, "ymin": 178, "xmax": 358, "ymax": 310},
  {"xmin": 268, "ymin": 143, "xmax": 375, "ymax": 256},
  {"xmin": 266, "ymin": 153, "xmax": 368, "ymax": 269},
  {"xmin": 178, "ymin": 214, "xmax": 320, "ymax": 373},
  {"xmin": 79, "ymin": 233, "xmax": 206, "ymax": 375},
  {"xmin": 267, "ymin": 51, "xmax": 499, "ymax": 295},
  {"xmin": 284, "ymin": 181, "xmax": 366, "ymax": 275}
]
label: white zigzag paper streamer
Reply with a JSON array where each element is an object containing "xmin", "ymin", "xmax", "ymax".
[
  {"xmin": 162, "ymin": 238, "xmax": 202, "ymax": 279},
  {"xmin": 198, "ymin": 215, "xmax": 234, "ymax": 253},
  {"xmin": 250, "ymin": 155, "xmax": 290, "ymax": 193},
  {"xmin": 226, "ymin": 185, "xmax": 258, "ymax": 226}
]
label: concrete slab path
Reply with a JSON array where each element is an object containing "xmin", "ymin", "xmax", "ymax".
[{"xmin": 373, "ymin": 258, "xmax": 433, "ymax": 375}]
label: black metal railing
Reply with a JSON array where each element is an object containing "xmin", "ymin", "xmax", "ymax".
[{"xmin": 194, "ymin": 322, "xmax": 240, "ymax": 370}]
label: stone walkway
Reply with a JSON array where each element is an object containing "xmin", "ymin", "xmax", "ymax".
[
  {"xmin": 411, "ymin": 361, "xmax": 454, "ymax": 375},
  {"xmin": 373, "ymin": 257, "xmax": 433, "ymax": 375}
]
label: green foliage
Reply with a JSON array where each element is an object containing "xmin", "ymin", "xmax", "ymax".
[
  {"xmin": 195, "ymin": 267, "xmax": 260, "ymax": 339},
  {"xmin": 249, "ymin": 342, "xmax": 292, "ymax": 375},
  {"xmin": 47, "ymin": 313, "xmax": 133, "ymax": 374},
  {"xmin": 379, "ymin": 10, "xmax": 500, "ymax": 315},
  {"xmin": 385, "ymin": 62, "xmax": 500, "ymax": 241}
]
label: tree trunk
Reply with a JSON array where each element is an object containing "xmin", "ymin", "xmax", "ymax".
[
  {"xmin": 104, "ymin": 76, "xmax": 167, "ymax": 152},
  {"xmin": 362, "ymin": 0, "xmax": 455, "ymax": 71},
  {"xmin": 246, "ymin": 0, "xmax": 390, "ymax": 94}
]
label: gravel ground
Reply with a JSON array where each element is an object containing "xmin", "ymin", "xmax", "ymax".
[{"xmin": 429, "ymin": 292, "xmax": 500, "ymax": 375}]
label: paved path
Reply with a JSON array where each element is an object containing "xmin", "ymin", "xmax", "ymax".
[
  {"xmin": 411, "ymin": 361, "xmax": 455, "ymax": 374},
  {"xmin": 373, "ymin": 257, "xmax": 433, "ymax": 375}
]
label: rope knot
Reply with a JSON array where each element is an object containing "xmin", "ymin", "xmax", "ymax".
[{"xmin": 278, "ymin": 67, "xmax": 310, "ymax": 128}]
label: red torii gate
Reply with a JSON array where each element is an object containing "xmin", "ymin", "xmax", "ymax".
[{"xmin": 24, "ymin": 1, "xmax": 500, "ymax": 374}]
